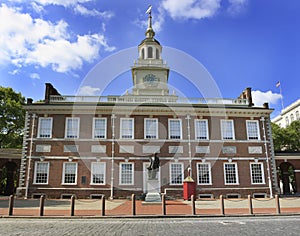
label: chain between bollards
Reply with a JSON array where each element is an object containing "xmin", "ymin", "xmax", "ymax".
[
  {"xmin": 132, "ymin": 194, "xmax": 136, "ymax": 216},
  {"xmin": 39, "ymin": 195, "xmax": 45, "ymax": 216},
  {"xmin": 101, "ymin": 195, "xmax": 106, "ymax": 216},
  {"xmin": 8, "ymin": 195, "xmax": 14, "ymax": 216},
  {"xmin": 70, "ymin": 195, "xmax": 75, "ymax": 216}
]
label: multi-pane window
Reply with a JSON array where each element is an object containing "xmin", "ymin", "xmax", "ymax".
[
  {"xmin": 221, "ymin": 120, "xmax": 235, "ymax": 140},
  {"xmin": 120, "ymin": 163, "xmax": 134, "ymax": 185},
  {"xmin": 34, "ymin": 162, "xmax": 49, "ymax": 184},
  {"xmin": 246, "ymin": 120, "xmax": 260, "ymax": 140},
  {"xmin": 170, "ymin": 163, "xmax": 183, "ymax": 185},
  {"xmin": 38, "ymin": 118, "xmax": 52, "ymax": 138},
  {"xmin": 195, "ymin": 119, "xmax": 209, "ymax": 140},
  {"xmin": 144, "ymin": 118, "xmax": 158, "ymax": 139},
  {"xmin": 93, "ymin": 118, "xmax": 107, "ymax": 139},
  {"xmin": 291, "ymin": 114, "xmax": 294, "ymax": 122},
  {"xmin": 296, "ymin": 111, "xmax": 300, "ymax": 120},
  {"xmin": 169, "ymin": 119, "xmax": 182, "ymax": 139},
  {"xmin": 62, "ymin": 162, "xmax": 77, "ymax": 184},
  {"xmin": 285, "ymin": 116, "xmax": 289, "ymax": 126},
  {"xmin": 65, "ymin": 117, "xmax": 80, "ymax": 138},
  {"xmin": 224, "ymin": 163, "xmax": 239, "ymax": 185},
  {"xmin": 197, "ymin": 163, "xmax": 212, "ymax": 185},
  {"xmin": 91, "ymin": 162, "xmax": 106, "ymax": 184},
  {"xmin": 250, "ymin": 163, "xmax": 265, "ymax": 184},
  {"xmin": 120, "ymin": 118, "xmax": 134, "ymax": 139}
]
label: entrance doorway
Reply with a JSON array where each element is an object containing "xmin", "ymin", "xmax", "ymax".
[
  {"xmin": 0, "ymin": 161, "xmax": 18, "ymax": 196},
  {"xmin": 279, "ymin": 162, "xmax": 297, "ymax": 195},
  {"xmin": 143, "ymin": 162, "xmax": 161, "ymax": 193}
]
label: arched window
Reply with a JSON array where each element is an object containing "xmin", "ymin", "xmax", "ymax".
[
  {"xmin": 291, "ymin": 114, "xmax": 294, "ymax": 122},
  {"xmin": 148, "ymin": 47, "xmax": 153, "ymax": 58},
  {"xmin": 141, "ymin": 48, "xmax": 145, "ymax": 59},
  {"xmin": 156, "ymin": 48, "xmax": 159, "ymax": 59},
  {"xmin": 285, "ymin": 116, "xmax": 289, "ymax": 126},
  {"xmin": 296, "ymin": 111, "xmax": 300, "ymax": 120}
]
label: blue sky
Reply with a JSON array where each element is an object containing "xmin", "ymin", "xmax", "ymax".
[{"xmin": 1, "ymin": 0, "xmax": 299, "ymax": 118}]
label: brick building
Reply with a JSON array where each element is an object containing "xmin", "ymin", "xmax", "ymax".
[{"xmin": 17, "ymin": 14, "xmax": 279, "ymax": 199}]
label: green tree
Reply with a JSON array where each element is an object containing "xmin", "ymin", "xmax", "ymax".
[
  {"xmin": 271, "ymin": 123, "xmax": 287, "ymax": 151},
  {"xmin": 286, "ymin": 120, "xmax": 300, "ymax": 151},
  {"xmin": 0, "ymin": 87, "xmax": 25, "ymax": 148}
]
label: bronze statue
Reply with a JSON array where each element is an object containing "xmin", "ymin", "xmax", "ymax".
[{"xmin": 147, "ymin": 153, "xmax": 160, "ymax": 179}]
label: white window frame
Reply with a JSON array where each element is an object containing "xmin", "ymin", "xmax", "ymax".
[
  {"xmin": 62, "ymin": 162, "xmax": 78, "ymax": 185},
  {"xmin": 250, "ymin": 162, "xmax": 265, "ymax": 184},
  {"xmin": 33, "ymin": 162, "xmax": 49, "ymax": 184},
  {"xmin": 92, "ymin": 118, "xmax": 107, "ymax": 139},
  {"xmin": 144, "ymin": 118, "xmax": 158, "ymax": 139},
  {"xmin": 221, "ymin": 119, "xmax": 235, "ymax": 140},
  {"xmin": 246, "ymin": 120, "xmax": 261, "ymax": 140},
  {"xmin": 169, "ymin": 163, "xmax": 184, "ymax": 185},
  {"xmin": 223, "ymin": 162, "xmax": 239, "ymax": 185},
  {"xmin": 168, "ymin": 119, "xmax": 182, "ymax": 140},
  {"xmin": 90, "ymin": 162, "xmax": 106, "ymax": 185},
  {"xmin": 37, "ymin": 117, "xmax": 53, "ymax": 138},
  {"xmin": 65, "ymin": 117, "xmax": 80, "ymax": 139},
  {"xmin": 120, "ymin": 118, "xmax": 134, "ymax": 139},
  {"xmin": 194, "ymin": 119, "xmax": 209, "ymax": 140},
  {"xmin": 119, "ymin": 162, "xmax": 134, "ymax": 185},
  {"xmin": 197, "ymin": 162, "xmax": 212, "ymax": 185}
]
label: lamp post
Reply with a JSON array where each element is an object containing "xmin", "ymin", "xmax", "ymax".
[
  {"xmin": 186, "ymin": 115, "xmax": 192, "ymax": 175},
  {"xmin": 110, "ymin": 114, "xmax": 116, "ymax": 199}
]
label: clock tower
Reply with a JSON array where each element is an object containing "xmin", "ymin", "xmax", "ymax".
[{"xmin": 131, "ymin": 10, "xmax": 170, "ymax": 96}]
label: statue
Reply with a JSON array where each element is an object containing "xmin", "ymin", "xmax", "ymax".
[{"xmin": 147, "ymin": 153, "xmax": 160, "ymax": 179}]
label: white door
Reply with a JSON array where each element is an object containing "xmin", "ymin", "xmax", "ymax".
[{"xmin": 143, "ymin": 162, "xmax": 161, "ymax": 193}]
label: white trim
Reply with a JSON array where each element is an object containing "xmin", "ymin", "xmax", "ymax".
[
  {"xmin": 120, "ymin": 118, "xmax": 134, "ymax": 139},
  {"xmin": 119, "ymin": 162, "xmax": 134, "ymax": 185},
  {"xmin": 197, "ymin": 162, "xmax": 212, "ymax": 185},
  {"xmin": 220, "ymin": 119, "xmax": 235, "ymax": 140},
  {"xmin": 250, "ymin": 162, "xmax": 266, "ymax": 184},
  {"xmin": 65, "ymin": 117, "xmax": 80, "ymax": 139},
  {"xmin": 168, "ymin": 118, "xmax": 182, "ymax": 140},
  {"xmin": 37, "ymin": 117, "xmax": 53, "ymax": 138},
  {"xmin": 144, "ymin": 118, "xmax": 158, "ymax": 139},
  {"xmin": 92, "ymin": 117, "xmax": 107, "ymax": 139},
  {"xmin": 246, "ymin": 120, "xmax": 261, "ymax": 140},
  {"xmin": 33, "ymin": 161, "xmax": 49, "ymax": 185},
  {"xmin": 169, "ymin": 162, "xmax": 184, "ymax": 185},
  {"xmin": 223, "ymin": 162, "xmax": 239, "ymax": 185},
  {"xmin": 90, "ymin": 162, "xmax": 106, "ymax": 185},
  {"xmin": 194, "ymin": 119, "xmax": 209, "ymax": 140},
  {"xmin": 62, "ymin": 162, "xmax": 78, "ymax": 185}
]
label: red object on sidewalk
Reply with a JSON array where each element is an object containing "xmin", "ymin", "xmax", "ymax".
[{"xmin": 183, "ymin": 176, "xmax": 196, "ymax": 200}]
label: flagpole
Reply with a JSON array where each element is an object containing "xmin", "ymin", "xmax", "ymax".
[{"xmin": 279, "ymin": 82, "xmax": 284, "ymax": 110}]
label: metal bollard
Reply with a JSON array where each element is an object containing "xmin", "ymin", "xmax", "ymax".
[
  {"xmin": 101, "ymin": 196, "xmax": 106, "ymax": 216},
  {"xmin": 162, "ymin": 194, "xmax": 166, "ymax": 215},
  {"xmin": 132, "ymin": 194, "xmax": 136, "ymax": 216},
  {"xmin": 220, "ymin": 195, "xmax": 225, "ymax": 216},
  {"xmin": 191, "ymin": 195, "xmax": 196, "ymax": 215},
  {"xmin": 8, "ymin": 195, "xmax": 14, "ymax": 216},
  {"xmin": 248, "ymin": 195, "xmax": 253, "ymax": 215},
  {"xmin": 70, "ymin": 195, "xmax": 75, "ymax": 216},
  {"xmin": 275, "ymin": 195, "xmax": 281, "ymax": 214},
  {"xmin": 39, "ymin": 195, "xmax": 45, "ymax": 216}
]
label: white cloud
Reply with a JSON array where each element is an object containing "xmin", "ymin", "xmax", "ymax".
[
  {"xmin": 161, "ymin": 0, "xmax": 221, "ymax": 20},
  {"xmin": 0, "ymin": 4, "xmax": 115, "ymax": 73},
  {"xmin": 227, "ymin": 0, "xmax": 248, "ymax": 15},
  {"xmin": 74, "ymin": 4, "xmax": 114, "ymax": 18},
  {"xmin": 78, "ymin": 85, "xmax": 100, "ymax": 95},
  {"xmin": 30, "ymin": 73, "xmax": 40, "ymax": 80},
  {"xmin": 252, "ymin": 90, "xmax": 282, "ymax": 107}
]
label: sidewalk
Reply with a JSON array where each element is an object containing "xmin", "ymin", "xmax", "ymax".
[{"xmin": 1, "ymin": 197, "xmax": 300, "ymax": 217}]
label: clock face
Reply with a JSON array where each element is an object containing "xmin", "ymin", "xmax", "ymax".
[{"xmin": 143, "ymin": 74, "xmax": 159, "ymax": 87}]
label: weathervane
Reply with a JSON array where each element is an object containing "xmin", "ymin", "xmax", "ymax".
[{"xmin": 146, "ymin": 5, "xmax": 152, "ymax": 16}]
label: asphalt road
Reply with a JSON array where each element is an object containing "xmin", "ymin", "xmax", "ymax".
[{"xmin": 0, "ymin": 216, "xmax": 299, "ymax": 236}]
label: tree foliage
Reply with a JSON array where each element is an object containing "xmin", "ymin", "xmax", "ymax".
[
  {"xmin": 0, "ymin": 87, "xmax": 25, "ymax": 148},
  {"xmin": 272, "ymin": 120, "xmax": 300, "ymax": 152}
]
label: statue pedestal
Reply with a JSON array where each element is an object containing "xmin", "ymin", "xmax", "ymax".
[{"xmin": 145, "ymin": 179, "xmax": 161, "ymax": 202}]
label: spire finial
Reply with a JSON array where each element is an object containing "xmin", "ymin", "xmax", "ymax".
[{"xmin": 145, "ymin": 5, "xmax": 155, "ymax": 38}]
